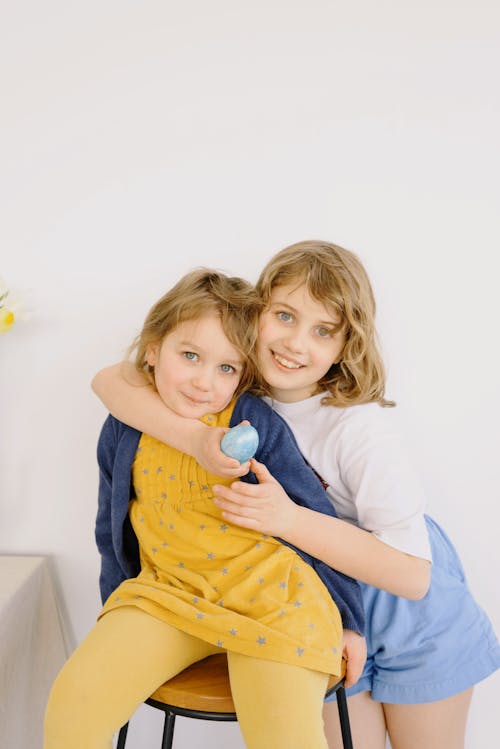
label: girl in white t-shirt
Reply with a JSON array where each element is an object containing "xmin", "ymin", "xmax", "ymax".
[{"xmin": 92, "ymin": 240, "xmax": 500, "ymax": 749}]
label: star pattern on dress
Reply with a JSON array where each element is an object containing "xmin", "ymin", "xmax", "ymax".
[{"xmin": 127, "ymin": 432, "xmax": 343, "ymax": 678}]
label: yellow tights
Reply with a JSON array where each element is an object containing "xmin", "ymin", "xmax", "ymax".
[{"xmin": 44, "ymin": 607, "xmax": 329, "ymax": 749}]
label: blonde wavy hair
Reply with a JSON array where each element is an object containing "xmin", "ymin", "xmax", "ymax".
[
  {"xmin": 256, "ymin": 240, "xmax": 394, "ymax": 407},
  {"xmin": 130, "ymin": 268, "xmax": 264, "ymax": 399}
]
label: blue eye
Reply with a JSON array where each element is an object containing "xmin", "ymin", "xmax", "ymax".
[
  {"xmin": 316, "ymin": 326, "xmax": 333, "ymax": 338},
  {"xmin": 220, "ymin": 364, "xmax": 236, "ymax": 374},
  {"xmin": 183, "ymin": 351, "xmax": 198, "ymax": 361},
  {"xmin": 277, "ymin": 311, "xmax": 293, "ymax": 323}
]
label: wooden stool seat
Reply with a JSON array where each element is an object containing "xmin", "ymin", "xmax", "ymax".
[
  {"xmin": 149, "ymin": 653, "xmax": 236, "ymax": 713},
  {"xmin": 117, "ymin": 653, "xmax": 353, "ymax": 749},
  {"xmin": 148, "ymin": 653, "xmax": 346, "ymax": 713}
]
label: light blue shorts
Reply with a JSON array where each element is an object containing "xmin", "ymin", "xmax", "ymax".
[{"xmin": 326, "ymin": 516, "xmax": 500, "ymax": 704}]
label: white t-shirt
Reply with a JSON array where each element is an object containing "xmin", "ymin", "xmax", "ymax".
[{"xmin": 263, "ymin": 393, "xmax": 432, "ymax": 562}]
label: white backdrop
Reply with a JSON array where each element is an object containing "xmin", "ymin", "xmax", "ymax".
[{"xmin": 1, "ymin": 2, "xmax": 499, "ymax": 747}]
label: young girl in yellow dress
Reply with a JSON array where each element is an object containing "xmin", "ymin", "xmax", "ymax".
[{"xmin": 44, "ymin": 268, "xmax": 365, "ymax": 749}]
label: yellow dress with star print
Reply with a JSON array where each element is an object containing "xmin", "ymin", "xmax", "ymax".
[{"xmin": 99, "ymin": 401, "xmax": 343, "ymax": 675}]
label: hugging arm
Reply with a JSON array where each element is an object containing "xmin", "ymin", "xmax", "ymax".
[
  {"xmin": 214, "ymin": 463, "xmax": 430, "ymax": 600},
  {"xmin": 92, "ymin": 363, "xmax": 248, "ymax": 477},
  {"xmin": 214, "ymin": 463, "xmax": 430, "ymax": 601}
]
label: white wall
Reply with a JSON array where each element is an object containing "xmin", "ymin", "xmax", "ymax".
[{"xmin": 1, "ymin": 2, "xmax": 499, "ymax": 747}]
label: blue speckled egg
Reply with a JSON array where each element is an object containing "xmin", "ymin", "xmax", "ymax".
[{"xmin": 220, "ymin": 424, "xmax": 259, "ymax": 463}]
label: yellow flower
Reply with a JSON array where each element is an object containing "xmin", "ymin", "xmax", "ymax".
[{"xmin": 0, "ymin": 307, "xmax": 14, "ymax": 333}]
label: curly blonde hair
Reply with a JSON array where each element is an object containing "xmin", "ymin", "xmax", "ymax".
[
  {"xmin": 130, "ymin": 268, "xmax": 264, "ymax": 399},
  {"xmin": 256, "ymin": 240, "xmax": 394, "ymax": 407}
]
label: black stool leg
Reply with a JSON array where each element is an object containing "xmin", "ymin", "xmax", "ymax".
[
  {"xmin": 161, "ymin": 710, "xmax": 176, "ymax": 749},
  {"xmin": 336, "ymin": 686, "xmax": 354, "ymax": 749},
  {"xmin": 116, "ymin": 722, "xmax": 129, "ymax": 749}
]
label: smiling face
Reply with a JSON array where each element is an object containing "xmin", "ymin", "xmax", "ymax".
[
  {"xmin": 146, "ymin": 315, "xmax": 244, "ymax": 418},
  {"xmin": 257, "ymin": 283, "xmax": 346, "ymax": 403}
]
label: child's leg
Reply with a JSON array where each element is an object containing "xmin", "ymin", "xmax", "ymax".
[
  {"xmin": 323, "ymin": 691, "xmax": 387, "ymax": 749},
  {"xmin": 44, "ymin": 607, "xmax": 219, "ymax": 749},
  {"xmin": 227, "ymin": 651, "xmax": 330, "ymax": 749},
  {"xmin": 323, "ymin": 688, "xmax": 473, "ymax": 749},
  {"xmin": 384, "ymin": 688, "xmax": 473, "ymax": 749}
]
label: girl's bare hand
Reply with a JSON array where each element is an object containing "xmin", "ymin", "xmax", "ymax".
[
  {"xmin": 212, "ymin": 458, "xmax": 300, "ymax": 537},
  {"xmin": 341, "ymin": 630, "xmax": 367, "ymax": 688},
  {"xmin": 192, "ymin": 422, "xmax": 250, "ymax": 478}
]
